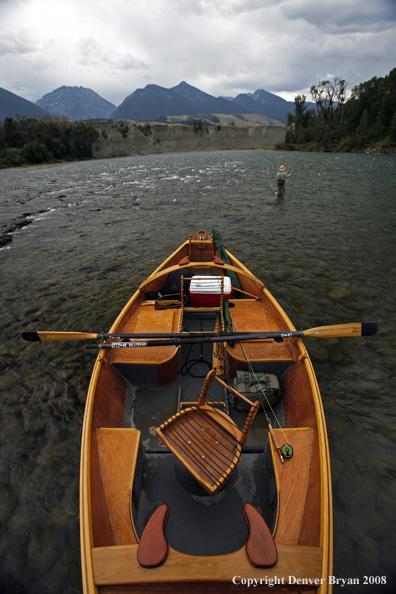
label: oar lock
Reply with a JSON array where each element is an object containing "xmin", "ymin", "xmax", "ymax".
[{"xmin": 281, "ymin": 444, "xmax": 294, "ymax": 459}]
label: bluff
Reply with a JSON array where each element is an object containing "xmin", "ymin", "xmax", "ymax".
[{"xmin": 91, "ymin": 122, "xmax": 286, "ymax": 159}]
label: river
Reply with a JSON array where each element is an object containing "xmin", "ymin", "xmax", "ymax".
[{"xmin": 0, "ymin": 149, "xmax": 395, "ymax": 593}]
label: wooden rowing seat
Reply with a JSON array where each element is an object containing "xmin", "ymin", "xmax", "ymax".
[
  {"xmin": 156, "ymin": 369, "xmax": 260, "ymax": 495},
  {"xmin": 96, "ymin": 428, "xmax": 141, "ymax": 546},
  {"xmin": 110, "ymin": 304, "xmax": 182, "ymax": 385},
  {"xmin": 226, "ymin": 299, "xmax": 295, "ymax": 375},
  {"xmin": 269, "ymin": 427, "xmax": 315, "ymax": 545}
]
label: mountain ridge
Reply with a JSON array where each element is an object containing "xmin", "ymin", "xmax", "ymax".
[
  {"xmin": 0, "ymin": 82, "xmax": 299, "ymax": 122},
  {"xmin": 112, "ymin": 81, "xmax": 251, "ymax": 120},
  {"xmin": 0, "ymin": 87, "xmax": 49, "ymax": 120}
]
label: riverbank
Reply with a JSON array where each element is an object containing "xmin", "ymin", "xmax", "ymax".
[
  {"xmin": 0, "ymin": 120, "xmax": 286, "ymax": 169},
  {"xmin": 277, "ymin": 140, "xmax": 396, "ymax": 154},
  {"xmin": 91, "ymin": 121, "xmax": 286, "ymax": 159}
]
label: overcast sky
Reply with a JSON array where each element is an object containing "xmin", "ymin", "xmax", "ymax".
[{"xmin": 1, "ymin": 0, "xmax": 395, "ymax": 107}]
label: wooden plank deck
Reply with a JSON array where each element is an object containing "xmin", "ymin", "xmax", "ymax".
[
  {"xmin": 91, "ymin": 542, "xmax": 323, "ymax": 586},
  {"xmin": 96, "ymin": 428, "xmax": 141, "ymax": 545},
  {"xmin": 110, "ymin": 305, "xmax": 181, "ymax": 365},
  {"xmin": 270, "ymin": 427, "xmax": 315, "ymax": 545},
  {"xmin": 226, "ymin": 300, "xmax": 295, "ymax": 364}
]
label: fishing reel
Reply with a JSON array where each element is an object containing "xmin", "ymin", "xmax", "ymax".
[{"xmin": 281, "ymin": 444, "xmax": 294, "ymax": 459}]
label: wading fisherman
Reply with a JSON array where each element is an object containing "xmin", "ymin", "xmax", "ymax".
[{"xmin": 276, "ymin": 165, "xmax": 294, "ymax": 197}]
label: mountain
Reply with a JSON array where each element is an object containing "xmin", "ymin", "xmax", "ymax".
[
  {"xmin": 112, "ymin": 81, "xmax": 250, "ymax": 120},
  {"xmin": 171, "ymin": 81, "xmax": 245, "ymax": 115},
  {"xmin": 36, "ymin": 86, "xmax": 116, "ymax": 120},
  {"xmin": 0, "ymin": 81, "xmax": 308, "ymax": 124},
  {"xmin": 0, "ymin": 87, "xmax": 49, "ymax": 120},
  {"xmin": 234, "ymin": 89, "xmax": 315, "ymax": 122},
  {"xmin": 113, "ymin": 84, "xmax": 195, "ymax": 120}
]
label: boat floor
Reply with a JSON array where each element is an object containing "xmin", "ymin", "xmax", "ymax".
[
  {"xmin": 134, "ymin": 450, "xmax": 275, "ymax": 556},
  {"xmin": 122, "ymin": 338, "xmax": 285, "ymax": 450}
]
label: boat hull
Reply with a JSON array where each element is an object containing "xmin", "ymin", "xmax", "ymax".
[{"xmin": 80, "ymin": 230, "xmax": 333, "ymax": 593}]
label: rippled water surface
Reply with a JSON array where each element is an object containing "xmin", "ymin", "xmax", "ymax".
[{"xmin": 1, "ymin": 150, "xmax": 395, "ymax": 593}]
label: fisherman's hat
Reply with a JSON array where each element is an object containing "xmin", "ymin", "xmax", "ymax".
[{"xmin": 279, "ymin": 165, "xmax": 285, "ymax": 171}]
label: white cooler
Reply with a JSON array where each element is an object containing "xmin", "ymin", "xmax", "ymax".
[{"xmin": 189, "ymin": 276, "xmax": 232, "ymax": 306}]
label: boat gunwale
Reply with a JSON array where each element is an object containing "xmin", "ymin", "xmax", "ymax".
[{"xmin": 80, "ymin": 357, "xmax": 103, "ymax": 594}]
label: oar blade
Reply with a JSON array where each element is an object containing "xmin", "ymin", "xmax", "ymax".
[
  {"xmin": 303, "ymin": 322, "xmax": 378, "ymax": 338},
  {"xmin": 21, "ymin": 331, "xmax": 98, "ymax": 342}
]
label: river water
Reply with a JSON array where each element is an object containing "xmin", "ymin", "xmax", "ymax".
[{"xmin": 0, "ymin": 149, "xmax": 395, "ymax": 593}]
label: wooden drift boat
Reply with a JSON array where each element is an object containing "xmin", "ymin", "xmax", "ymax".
[
  {"xmin": 20, "ymin": 230, "xmax": 378, "ymax": 592},
  {"xmin": 78, "ymin": 229, "xmax": 337, "ymax": 593},
  {"xmin": 19, "ymin": 229, "xmax": 376, "ymax": 592}
]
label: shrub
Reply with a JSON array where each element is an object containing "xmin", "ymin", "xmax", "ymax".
[
  {"xmin": 0, "ymin": 148, "xmax": 25, "ymax": 168},
  {"xmin": 137, "ymin": 123, "xmax": 152, "ymax": 136},
  {"xmin": 21, "ymin": 141, "xmax": 53, "ymax": 164}
]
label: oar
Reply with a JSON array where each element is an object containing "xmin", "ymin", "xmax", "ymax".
[
  {"xmin": 21, "ymin": 322, "xmax": 377, "ymax": 345},
  {"xmin": 85, "ymin": 322, "xmax": 378, "ymax": 349},
  {"xmin": 21, "ymin": 330, "xmax": 274, "ymax": 342}
]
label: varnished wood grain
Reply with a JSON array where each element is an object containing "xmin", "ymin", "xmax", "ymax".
[
  {"xmin": 226, "ymin": 300, "xmax": 295, "ymax": 363},
  {"xmin": 92, "ymin": 542, "xmax": 323, "ymax": 586},
  {"xmin": 111, "ymin": 306, "xmax": 180, "ymax": 365},
  {"xmin": 96, "ymin": 428, "xmax": 141, "ymax": 545},
  {"xmin": 270, "ymin": 428, "xmax": 314, "ymax": 545},
  {"xmin": 137, "ymin": 504, "xmax": 169, "ymax": 568},
  {"xmin": 156, "ymin": 408, "xmax": 241, "ymax": 495},
  {"xmin": 243, "ymin": 503, "xmax": 278, "ymax": 567}
]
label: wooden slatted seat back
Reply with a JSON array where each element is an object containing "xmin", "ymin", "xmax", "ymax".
[{"xmin": 156, "ymin": 370, "xmax": 260, "ymax": 495}]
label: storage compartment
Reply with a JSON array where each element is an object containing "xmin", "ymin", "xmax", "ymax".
[
  {"xmin": 189, "ymin": 276, "xmax": 232, "ymax": 306},
  {"xmin": 234, "ymin": 371, "xmax": 281, "ymax": 407}
]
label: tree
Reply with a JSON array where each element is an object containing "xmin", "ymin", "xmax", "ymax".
[
  {"xmin": 286, "ymin": 95, "xmax": 315, "ymax": 145},
  {"xmin": 283, "ymin": 68, "xmax": 395, "ymax": 151},
  {"xmin": 21, "ymin": 141, "xmax": 53, "ymax": 164},
  {"xmin": 389, "ymin": 109, "xmax": 396, "ymax": 142},
  {"xmin": 310, "ymin": 77, "xmax": 347, "ymax": 121}
]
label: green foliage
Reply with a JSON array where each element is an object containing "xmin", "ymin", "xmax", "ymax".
[
  {"xmin": 193, "ymin": 119, "xmax": 204, "ymax": 132},
  {"xmin": 137, "ymin": 123, "xmax": 152, "ymax": 136},
  {"xmin": 390, "ymin": 109, "xmax": 396, "ymax": 142},
  {"xmin": 120, "ymin": 124, "xmax": 129, "ymax": 138},
  {"xmin": 21, "ymin": 141, "xmax": 53, "ymax": 164},
  {"xmin": 0, "ymin": 116, "xmax": 99, "ymax": 168},
  {"xmin": 110, "ymin": 123, "xmax": 131, "ymax": 138},
  {"xmin": 283, "ymin": 69, "xmax": 396, "ymax": 152},
  {"xmin": 0, "ymin": 148, "xmax": 25, "ymax": 168}
]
